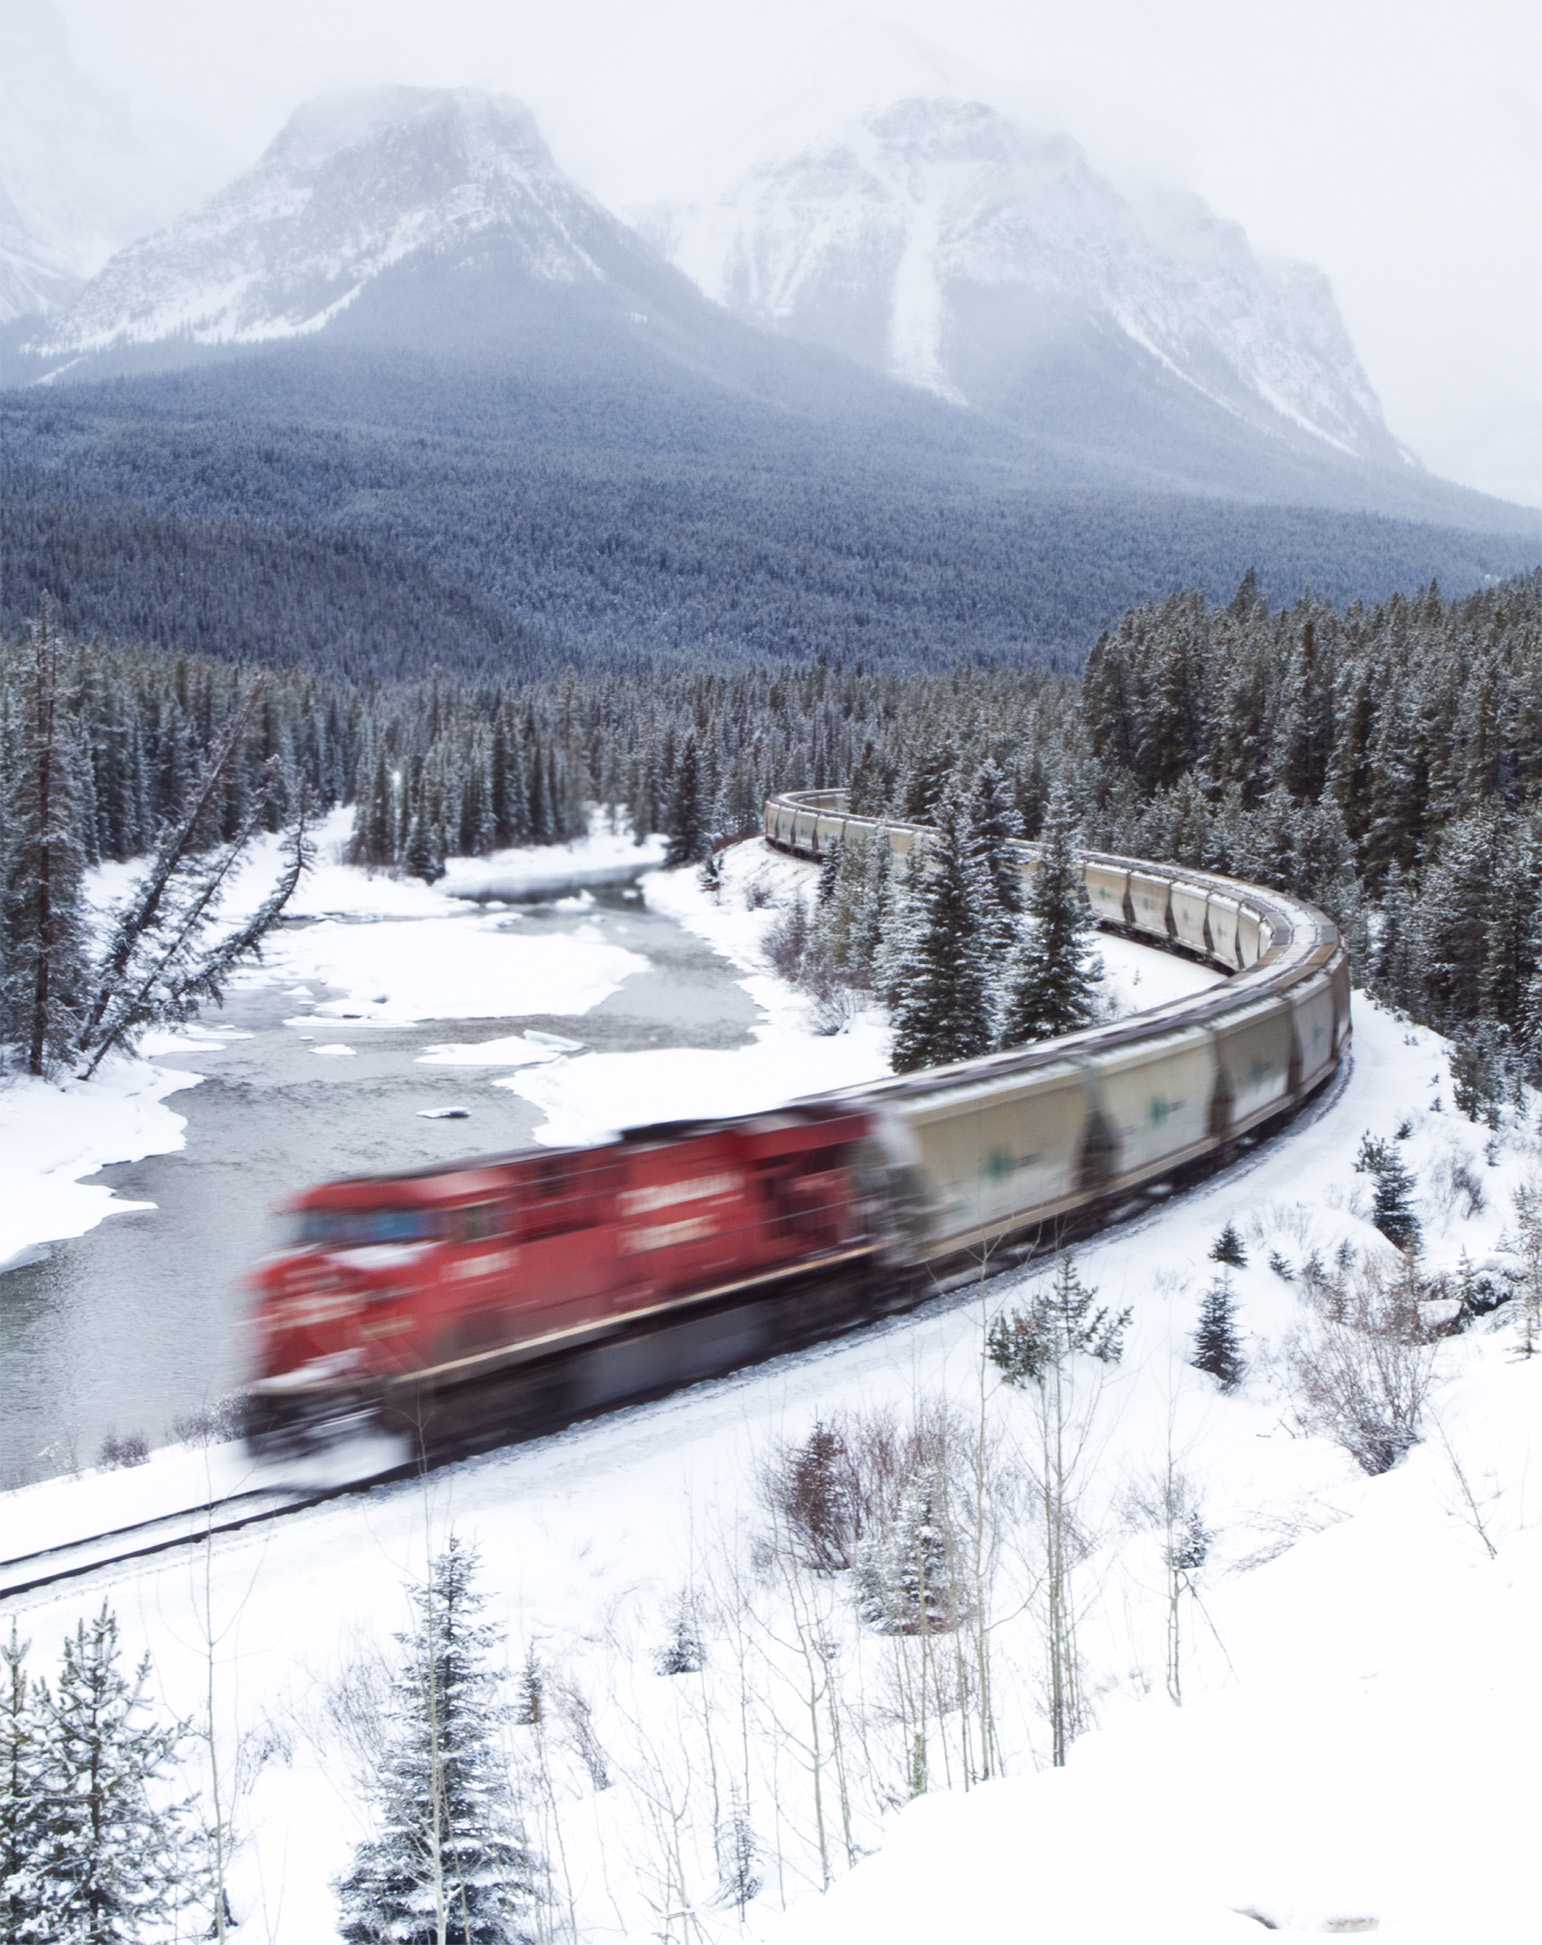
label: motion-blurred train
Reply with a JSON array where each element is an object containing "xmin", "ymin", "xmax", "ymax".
[{"xmin": 242, "ymin": 790, "xmax": 1350, "ymax": 1454}]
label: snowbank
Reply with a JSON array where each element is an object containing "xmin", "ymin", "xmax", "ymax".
[
  {"xmin": 0, "ymin": 1057, "xmax": 205, "ymax": 1270},
  {"xmin": 504, "ymin": 842, "xmax": 894, "ymax": 1142},
  {"xmin": 212, "ymin": 807, "xmax": 666, "ymax": 922},
  {"xmin": 761, "ymin": 1351, "xmax": 1542, "ymax": 1945}
]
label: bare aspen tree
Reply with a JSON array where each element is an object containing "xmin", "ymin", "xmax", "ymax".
[{"xmin": 988, "ymin": 1255, "xmax": 1128, "ymax": 1766}]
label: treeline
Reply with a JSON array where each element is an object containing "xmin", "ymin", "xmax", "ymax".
[
  {"xmin": 4, "ymin": 571, "xmax": 1538, "ymax": 1087},
  {"xmin": 1074, "ymin": 570, "xmax": 1542, "ymax": 1080}
]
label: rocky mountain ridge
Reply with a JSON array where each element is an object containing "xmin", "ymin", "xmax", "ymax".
[
  {"xmin": 636, "ymin": 96, "xmax": 1405, "ymax": 469},
  {"xmin": 27, "ymin": 88, "xmax": 632, "ymax": 357}
]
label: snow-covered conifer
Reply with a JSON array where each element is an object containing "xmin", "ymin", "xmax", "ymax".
[
  {"xmin": 663, "ymin": 734, "xmax": 708, "ymax": 868},
  {"xmin": 1208, "ymin": 1222, "xmax": 1248, "ymax": 1269},
  {"xmin": 713, "ymin": 1789, "xmax": 762, "ymax": 1914},
  {"xmin": 654, "ymin": 1594, "xmax": 706, "ymax": 1676},
  {"xmin": 987, "ymin": 1255, "xmax": 1130, "ymax": 1385},
  {"xmin": 1355, "ymin": 1135, "xmax": 1422, "ymax": 1253},
  {"xmin": 854, "ymin": 1467, "xmax": 956, "ymax": 1635},
  {"xmin": 29, "ymin": 1602, "xmax": 207, "ymax": 1943},
  {"xmin": 886, "ymin": 784, "xmax": 996, "ymax": 1073},
  {"xmin": 1, "ymin": 604, "xmax": 91, "ymax": 1076},
  {"xmin": 337, "ymin": 1536, "xmax": 542, "ymax": 1945},
  {"xmin": 1, "ymin": 1622, "xmax": 45, "ymax": 1941},
  {"xmin": 997, "ymin": 786, "xmax": 1102, "ymax": 1049},
  {"xmin": 964, "ymin": 759, "xmax": 1025, "ymax": 950},
  {"xmin": 1191, "ymin": 1275, "xmax": 1246, "ymax": 1390},
  {"xmin": 815, "ymin": 837, "xmax": 842, "ymax": 906}
]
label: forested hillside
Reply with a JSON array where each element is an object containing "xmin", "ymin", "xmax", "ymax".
[
  {"xmin": 5, "ymin": 349, "xmax": 1538, "ymax": 676},
  {"xmin": 3, "ymin": 571, "xmax": 1536, "ymax": 1087}
]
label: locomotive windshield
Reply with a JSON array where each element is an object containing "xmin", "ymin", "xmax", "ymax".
[{"xmin": 289, "ymin": 1207, "xmax": 444, "ymax": 1247}]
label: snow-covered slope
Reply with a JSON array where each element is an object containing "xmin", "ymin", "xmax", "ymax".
[
  {"xmin": 637, "ymin": 95, "xmax": 1404, "ymax": 467},
  {"xmin": 0, "ymin": 0, "xmax": 215, "ymax": 322},
  {"xmin": 29, "ymin": 86, "xmax": 639, "ymax": 356}
]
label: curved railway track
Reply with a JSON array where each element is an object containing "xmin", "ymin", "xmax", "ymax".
[{"xmin": 3, "ymin": 796, "xmax": 1349, "ymax": 1601}]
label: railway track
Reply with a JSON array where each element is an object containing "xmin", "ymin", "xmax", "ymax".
[{"xmin": 0, "ymin": 1469, "xmax": 423, "ymax": 1601}]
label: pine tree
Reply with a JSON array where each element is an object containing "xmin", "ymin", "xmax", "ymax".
[
  {"xmin": 402, "ymin": 800, "xmax": 445, "ymax": 885},
  {"xmin": 2, "ymin": 604, "xmax": 91, "ymax": 1076},
  {"xmin": 1372, "ymin": 862, "xmax": 1420, "ymax": 1014},
  {"xmin": 713, "ymin": 1788, "xmax": 762, "ymax": 1914},
  {"xmin": 29, "ymin": 1603, "xmax": 207, "ymax": 1944},
  {"xmin": 1, "ymin": 1622, "xmax": 45, "ymax": 1941},
  {"xmin": 815, "ymin": 837, "xmax": 842, "ymax": 906},
  {"xmin": 1191, "ymin": 1275, "xmax": 1246, "ymax": 1390},
  {"xmin": 986, "ymin": 1254, "xmax": 1131, "ymax": 1386},
  {"xmin": 654, "ymin": 1594, "xmax": 706, "ymax": 1676},
  {"xmin": 1355, "ymin": 1135, "xmax": 1422, "ymax": 1253},
  {"xmin": 1208, "ymin": 1222, "xmax": 1248, "ymax": 1269},
  {"xmin": 997, "ymin": 786, "xmax": 1103, "ymax": 1049},
  {"xmin": 964, "ymin": 758, "xmax": 1026, "ymax": 942},
  {"xmin": 662, "ymin": 733, "xmax": 708, "ymax": 869},
  {"xmin": 887, "ymin": 783, "xmax": 997, "ymax": 1073},
  {"xmin": 337, "ymin": 1536, "xmax": 541, "ymax": 1945}
]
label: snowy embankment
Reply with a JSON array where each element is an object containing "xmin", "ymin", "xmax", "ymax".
[
  {"xmin": 7, "ymin": 820, "xmax": 1537, "ymax": 1943},
  {"xmin": 3, "ymin": 821, "xmax": 1537, "ymax": 1941}
]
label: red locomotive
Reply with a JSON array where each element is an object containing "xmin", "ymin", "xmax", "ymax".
[{"xmin": 243, "ymin": 1106, "xmax": 901, "ymax": 1453}]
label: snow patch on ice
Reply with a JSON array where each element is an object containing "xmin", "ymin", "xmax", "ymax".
[{"xmin": 0, "ymin": 1059, "xmax": 201, "ymax": 1270}]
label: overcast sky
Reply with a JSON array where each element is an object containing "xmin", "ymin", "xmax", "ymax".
[{"xmin": 49, "ymin": 0, "xmax": 1542, "ymax": 507}]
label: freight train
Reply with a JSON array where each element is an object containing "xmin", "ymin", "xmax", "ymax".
[{"xmin": 242, "ymin": 790, "xmax": 1350, "ymax": 1455}]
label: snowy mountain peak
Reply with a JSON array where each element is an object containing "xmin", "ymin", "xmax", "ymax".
[
  {"xmin": 31, "ymin": 86, "xmax": 614, "ymax": 357},
  {"xmin": 637, "ymin": 93, "xmax": 1401, "ymax": 466}
]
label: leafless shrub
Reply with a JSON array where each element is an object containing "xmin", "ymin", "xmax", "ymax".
[
  {"xmin": 761, "ymin": 1401, "xmax": 973, "ymax": 1577},
  {"xmin": 551, "ymin": 1672, "xmax": 611, "ymax": 1791},
  {"xmin": 39, "ymin": 1425, "xmax": 82, "ymax": 1480},
  {"xmin": 760, "ymin": 892, "xmax": 871, "ymax": 1031},
  {"xmin": 761, "ymin": 896, "xmax": 813, "ymax": 981},
  {"xmin": 1288, "ymin": 1255, "xmax": 1438, "ymax": 1473},
  {"xmin": 170, "ymin": 1394, "xmax": 245, "ymax": 1448},
  {"xmin": 743, "ymin": 875, "xmax": 777, "ymax": 909},
  {"xmin": 319, "ymin": 1635, "xmax": 395, "ymax": 1784},
  {"xmin": 235, "ymin": 1711, "xmax": 295, "ymax": 1798},
  {"xmin": 97, "ymin": 1429, "xmax": 150, "ymax": 1470},
  {"xmin": 1429, "ymin": 1149, "xmax": 1486, "ymax": 1220}
]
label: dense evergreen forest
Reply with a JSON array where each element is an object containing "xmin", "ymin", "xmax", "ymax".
[
  {"xmin": 5, "ymin": 357, "xmax": 1538, "ymax": 677},
  {"xmin": 2, "ymin": 571, "xmax": 1537, "ymax": 1089}
]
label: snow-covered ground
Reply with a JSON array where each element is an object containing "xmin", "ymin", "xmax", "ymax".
[{"xmin": 3, "ymin": 826, "xmax": 1537, "ymax": 1943}]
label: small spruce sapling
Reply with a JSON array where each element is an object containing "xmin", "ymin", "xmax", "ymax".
[
  {"xmin": 1355, "ymin": 1134, "xmax": 1422, "ymax": 1252},
  {"xmin": 1508, "ymin": 1182, "xmax": 1542, "ymax": 1358},
  {"xmin": 336, "ymin": 1536, "xmax": 543, "ymax": 1945},
  {"xmin": 654, "ymin": 1594, "xmax": 705, "ymax": 1675},
  {"xmin": 714, "ymin": 1788, "xmax": 762, "ymax": 1913},
  {"xmin": 1208, "ymin": 1221, "xmax": 1248, "ymax": 1269},
  {"xmin": 854, "ymin": 1466, "xmax": 956, "ymax": 1636},
  {"xmin": 1192, "ymin": 1275, "xmax": 1246, "ymax": 1391}
]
